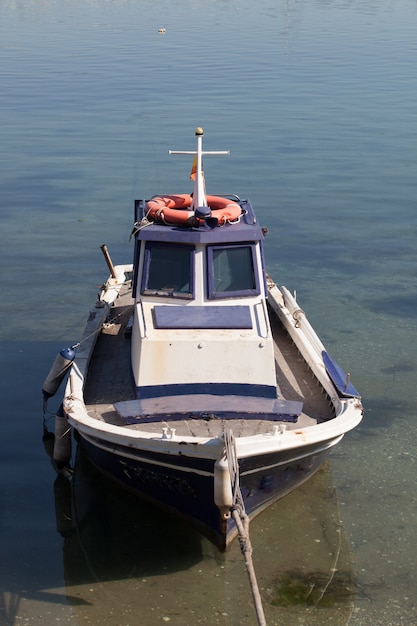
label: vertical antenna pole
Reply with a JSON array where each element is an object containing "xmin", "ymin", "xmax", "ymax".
[{"xmin": 193, "ymin": 127, "xmax": 206, "ymax": 209}]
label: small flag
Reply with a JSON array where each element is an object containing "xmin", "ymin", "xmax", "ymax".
[{"xmin": 190, "ymin": 156, "xmax": 197, "ymax": 180}]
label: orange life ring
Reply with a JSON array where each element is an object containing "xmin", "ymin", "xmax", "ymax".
[{"xmin": 146, "ymin": 194, "xmax": 241, "ymax": 226}]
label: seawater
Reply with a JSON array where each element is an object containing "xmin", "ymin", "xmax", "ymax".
[{"xmin": 1, "ymin": 0, "xmax": 416, "ymax": 624}]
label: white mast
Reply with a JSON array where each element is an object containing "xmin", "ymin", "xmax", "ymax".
[{"xmin": 169, "ymin": 127, "xmax": 229, "ymax": 210}]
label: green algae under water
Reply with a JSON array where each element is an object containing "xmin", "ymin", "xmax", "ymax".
[{"xmin": 270, "ymin": 568, "xmax": 356, "ymax": 608}]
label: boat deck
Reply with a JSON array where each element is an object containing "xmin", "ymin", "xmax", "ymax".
[{"xmin": 83, "ymin": 283, "xmax": 333, "ymax": 438}]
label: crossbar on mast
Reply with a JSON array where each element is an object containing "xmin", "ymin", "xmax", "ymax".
[{"xmin": 169, "ymin": 127, "xmax": 229, "ymax": 208}]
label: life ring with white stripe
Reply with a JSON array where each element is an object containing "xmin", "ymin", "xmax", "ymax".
[{"xmin": 146, "ymin": 194, "xmax": 241, "ymax": 225}]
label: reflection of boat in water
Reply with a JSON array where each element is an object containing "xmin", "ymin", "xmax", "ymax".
[
  {"xmin": 54, "ymin": 446, "xmax": 204, "ymax": 584},
  {"xmin": 53, "ymin": 446, "xmax": 356, "ymax": 625},
  {"xmin": 44, "ymin": 127, "xmax": 362, "ymax": 551}
]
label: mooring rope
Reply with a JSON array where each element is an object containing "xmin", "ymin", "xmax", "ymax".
[
  {"xmin": 72, "ymin": 300, "xmax": 132, "ymax": 351},
  {"xmin": 42, "ymin": 300, "xmax": 131, "ymax": 421},
  {"xmin": 223, "ymin": 429, "xmax": 267, "ymax": 626}
]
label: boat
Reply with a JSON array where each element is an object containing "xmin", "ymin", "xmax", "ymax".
[{"xmin": 43, "ymin": 127, "xmax": 363, "ymax": 551}]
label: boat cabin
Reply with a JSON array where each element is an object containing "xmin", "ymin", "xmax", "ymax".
[{"xmin": 130, "ymin": 197, "xmax": 278, "ymax": 404}]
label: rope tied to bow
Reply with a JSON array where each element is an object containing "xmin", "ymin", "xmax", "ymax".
[{"xmin": 223, "ymin": 428, "xmax": 267, "ymax": 626}]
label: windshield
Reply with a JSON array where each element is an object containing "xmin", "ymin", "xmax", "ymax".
[
  {"xmin": 141, "ymin": 243, "xmax": 194, "ymax": 298},
  {"xmin": 207, "ymin": 244, "xmax": 259, "ymax": 299}
]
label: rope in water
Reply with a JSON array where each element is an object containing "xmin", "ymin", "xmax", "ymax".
[{"xmin": 223, "ymin": 429, "xmax": 267, "ymax": 626}]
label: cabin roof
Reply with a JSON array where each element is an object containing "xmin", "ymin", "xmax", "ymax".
[{"xmin": 134, "ymin": 198, "xmax": 265, "ymax": 244}]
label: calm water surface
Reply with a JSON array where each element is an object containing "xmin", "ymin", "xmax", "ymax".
[{"xmin": 1, "ymin": 0, "xmax": 416, "ymax": 624}]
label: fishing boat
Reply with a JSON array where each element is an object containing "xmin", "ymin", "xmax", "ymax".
[{"xmin": 43, "ymin": 127, "xmax": 363, "ymax": 551}]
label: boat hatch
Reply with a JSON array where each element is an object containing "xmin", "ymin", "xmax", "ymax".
[{"xmin": 153, "ymin": 305, "xmax": 253, "ymax": 329}]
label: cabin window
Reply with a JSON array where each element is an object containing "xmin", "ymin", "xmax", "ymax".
[
  {"xmin": 141, "ymin": 243, "xmax": 194, "ymax": 299},
  {"xmin": 207, "ymin": 244, "xmax": 260, "ymax": 299}
]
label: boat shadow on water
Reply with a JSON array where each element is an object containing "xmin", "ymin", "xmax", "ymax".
[
  {"xmin": 51, "ymin": 444, "xmax": 357, "ymax": 625},
  {"xmin": 55, "ymin": 445, "xmax": 204, "ymax": 582}
]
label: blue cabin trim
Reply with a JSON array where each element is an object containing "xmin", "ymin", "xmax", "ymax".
[{"xmin": 136, "ymin": 382, "xmax": 278, "ymax": 400}]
